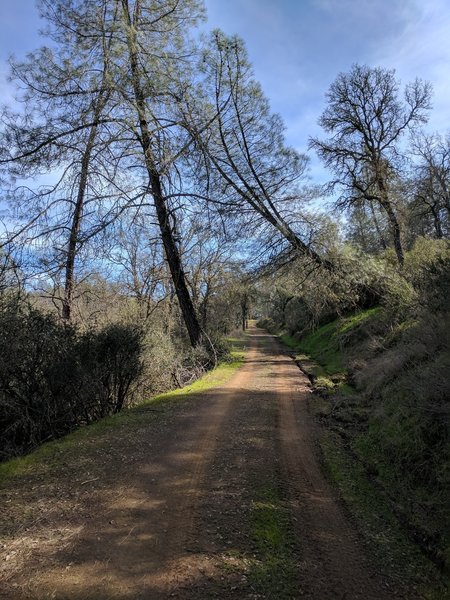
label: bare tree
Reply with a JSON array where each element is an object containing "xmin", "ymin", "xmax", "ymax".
[
  {"xmin": 109, "ymin": 215, "xmax": 170, "ymax": 321},
  {"xmin": 178, "ymin": 219, "xmax": 241, "ymax": 330},
  {"xmin": 310, "ymin": 64, "xmax": 432, "ymax": 265},
  {"xmin": 0, "ymin": 244, "xmax": 25, "ymax": 300},
  {"xmin": 410, "ymin": 131, "xmax": 450, "ymax": 239},
  {"xmin": 346, "ymin": 200, "xmax": 389, "ymax": 254},
  {"xmin": 182, "ymin": 31, "xmax": 329, "ymax": 270}
]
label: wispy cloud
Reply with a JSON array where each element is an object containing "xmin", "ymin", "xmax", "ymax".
[
  {"xmin": 372, "ymin": 0, "xmax": 450, "ymax": 131},
  {"xmin": 205, "ymin": 0, "xmax": 449, "ymax": 175}
]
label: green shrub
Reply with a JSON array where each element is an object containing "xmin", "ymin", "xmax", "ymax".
[{"xmin": 256, "ymin": 316, "xmax": 279, "ymax": 333}]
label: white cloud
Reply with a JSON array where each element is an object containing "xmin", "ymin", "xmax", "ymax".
[
  {"xmin": 372, "ymin": 0, "xmax": 450, "ymax": 131},
  {"xmin": 204, "ymin": 0, "xmax": 449, "ymax": 146}
]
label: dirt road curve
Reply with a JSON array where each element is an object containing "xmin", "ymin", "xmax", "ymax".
[{"xmin": 1, "ymin": 328, "xmax": 399, "ymax": 599}]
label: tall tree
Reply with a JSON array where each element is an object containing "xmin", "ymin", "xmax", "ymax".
[
  {"xmin": 310, "ymin": 64, "xmax": 432, "ymax": 266},
  {"xmin": 1, "ymin": 0, "xmax": 207, "ymax": 344},
  {"xmin": 410, "ymin": 131, "xmax": 450, "ymax": 239},
  {"xmin": 0, "ymin": 0, "xmax": 135, "ymax": 321},
  {"xmin": 183, "ymin": 31, "xmax": 328, "ymax": 270},
  {"xmin": 117, "ymin": 0, "xmax": 205, "ymax": 347}
]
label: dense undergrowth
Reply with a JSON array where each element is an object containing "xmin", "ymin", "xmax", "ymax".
[{"xmin": 0, "ymin": 295, "xmax": 237, "ymax": 462}]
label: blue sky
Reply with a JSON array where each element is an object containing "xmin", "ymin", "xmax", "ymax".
[
  {"xmin": 205, "ymin": 0, "xmax": 450, "ymax": 180},
  {"xmin": 1, "ymin": 0, "xmax": 449, "ymax": 183}
]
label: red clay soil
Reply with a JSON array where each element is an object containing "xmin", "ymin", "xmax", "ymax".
[{"xmin": 0, "ymin": 327, "xmax": 414, "ymax": 599}]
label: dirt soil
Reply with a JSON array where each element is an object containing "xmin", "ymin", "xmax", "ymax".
[{"xmin": 0, "ymin": 328, "xmax": 414, "ymax": 599}]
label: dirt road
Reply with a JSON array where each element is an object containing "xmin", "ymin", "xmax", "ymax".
[{"xmin": 1, "ymin": 328, "xmax": 399, "ymax": 599}]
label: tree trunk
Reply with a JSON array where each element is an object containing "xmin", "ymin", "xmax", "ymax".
[
  {"xmin": 382, "ymin": 201, "xmax": 404, "ymax": 266},
  {"xmin": 151, "ymin": 176, "xmax": 202, "ymax": 346},
  {"xmin": 369, "ymin": 202, "xmax": 388, "ymax": 251},
  {"xmin": 121, "ymin": 0, "xmax": 202, "ymax": 347},
  {"xmin": 376, "ymin": 176, "xmax": 404, "ymax": 265},
  {"xmin": 62, "ymin": 122, "xmax": 99, "ymax": 321},
  {"xmin": 241, "ymin": 295, "xmax": 249, "ymax": 331},
  {"xmin": 430, "ymin": 205, "xmax": 444, "ymax": 239},
  {"xmin": 61, "ymin": 14, "xmax": 113, "ymax": 321},
  {"xmin": 200, "ymin": 281, "xmax": 210, "ymax": 329}
]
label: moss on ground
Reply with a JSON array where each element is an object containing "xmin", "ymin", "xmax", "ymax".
[{"xmin": 247, "ymin": 484, "xmax": 299, "ymax": 599}]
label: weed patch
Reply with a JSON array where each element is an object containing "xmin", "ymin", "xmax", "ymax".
[{"xmin": 247, "ymin": 484, "xmax": 298, "ymax": 599}]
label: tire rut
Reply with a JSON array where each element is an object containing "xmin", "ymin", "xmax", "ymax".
[
  {"xmin": 269, "ymin": 333, "xmax": 396, "ymax": 599},
  {"xmin": 1, "ymin": 327, "xmax": 411, "ymax": 599}
]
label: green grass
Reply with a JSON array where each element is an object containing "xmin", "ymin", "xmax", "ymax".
[
  {"xmin": 247, "ymin": 484, "xmax": 298, "ymax": 599},
  {"xmin": 280, "ymin": 322, "xmax": 342, "ymax": 381},
  {"xmin": 280, "ymin": 308, "xmax": 383, "ymax": 392},
  {"xmin": 338, "ymin": 306, "xmax": 382, "ymax": 333},
  {"xmin": 282, "ymin": 307, "xmax": 382, "ymax": 376},
  {"xmin": 280, "ymin": 329, "xmax": 341, "ymax": 390},
  {"xmin": 320, "ymin": 429, "xmax": 449, "ymax": 599},
  {"xmin": 0, "ymin": 345, "xmax": 245, "ymax": 486},
  {"xmin": 143, "ymin": 351, "xmax": 244, "ymax": 402},
  {"xmin": 225, "ymin": 335, "xmax": 248, "ymax": 354},
  {"xmin": 282, "ymin": 307, "xmax": 449, "ymax": 598}
]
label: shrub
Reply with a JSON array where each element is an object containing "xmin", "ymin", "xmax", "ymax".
[
  {"xmin": 0, "ymin": 300, "xmax": 79, "ymax": 458},
  {"xmin": 0, "ymin": 300, "xmax": 144, "ymax": 460},
  {"xmin": 256, "ymin": 317, "xmax": 278, "ymax": 333},
  {"xmin": 284, "ymin": 297, "xmax": 314, "ymax": 336},
  {"xmin": 76, "ymin": 323, "xmax": 144, "ymax": 419}
]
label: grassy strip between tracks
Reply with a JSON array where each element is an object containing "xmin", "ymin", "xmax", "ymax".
[{"xmin": 247, "ymin": 483, "xmax": 299, "ymax": 599}]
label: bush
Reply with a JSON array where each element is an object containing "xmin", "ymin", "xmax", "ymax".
[
  {"xmin": 0, "ymin": 300, "xmax": 144, "ymax": 460},
  {"xmin": 256, "ymin": 317, "xmax": 278, "ymax": 333},
  {"xmin": 139, "ymin": 330, "xmax": 179, "ymax": 396},
  {"xmin": 0, "ymin": 300, "xmax": 79, "ymax": 458},
  {"xmin": 76, "ymin": 323, "xmax": 144, "ymax": 419},
  {"xmin": 284, "ymin": 297, "xmax": 314, "ymax": 336}
]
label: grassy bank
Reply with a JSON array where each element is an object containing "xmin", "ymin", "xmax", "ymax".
[
  {"xmin": 278, "ymin": 309, "xmax": 450, "ymax": 599},
  {"xmin": 280, "ymin": 307, "xmax": 381, "ymax": 391},
  {"xmin": 0, "ymin": 340, "xmax": 246, "ymax": 486}
]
